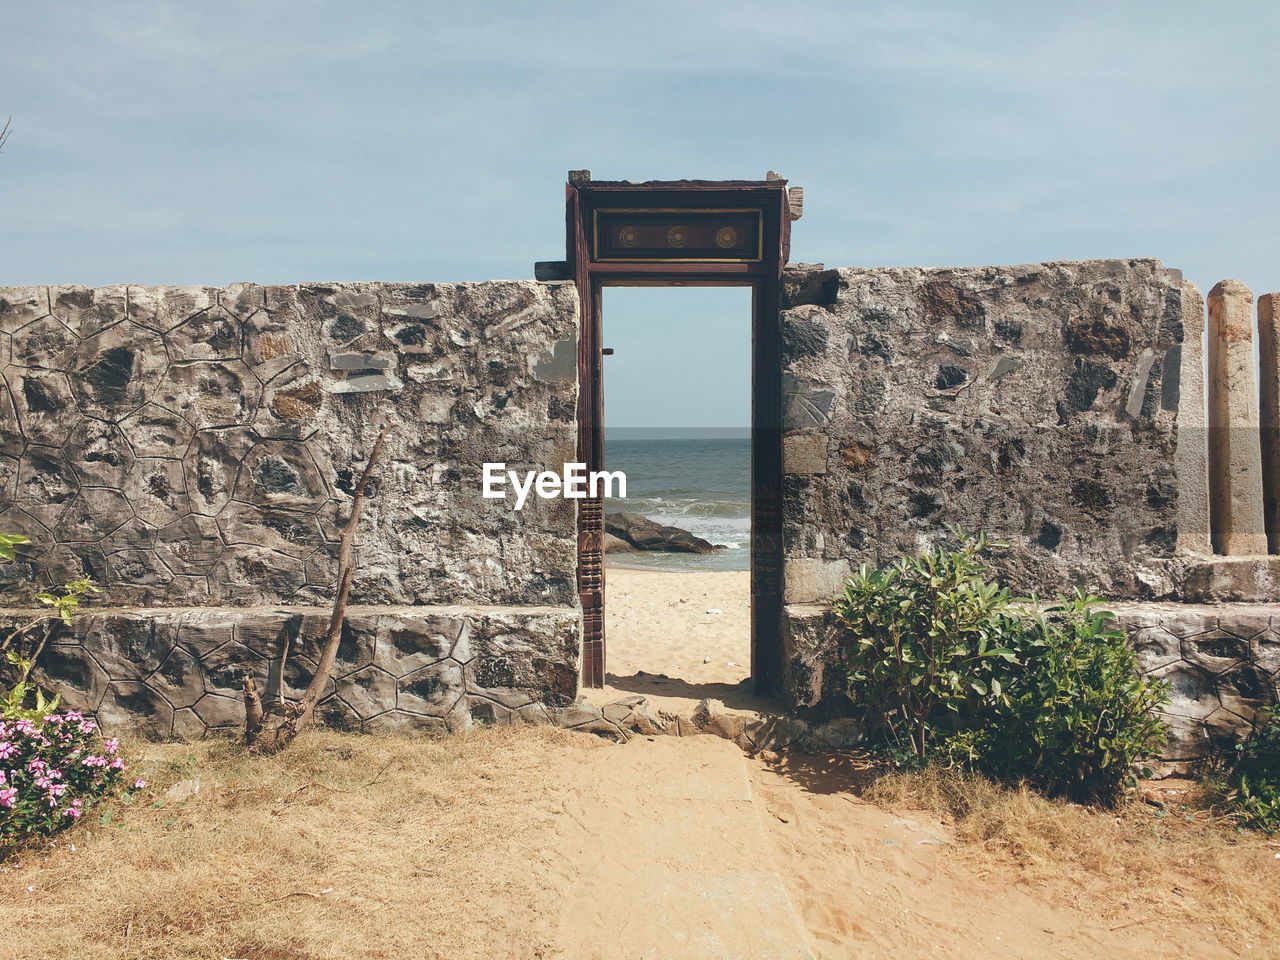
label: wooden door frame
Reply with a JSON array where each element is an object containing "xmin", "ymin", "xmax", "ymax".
[{"xmin": 566, "ymin": 174, "xmax": 792, "ymax": 696}]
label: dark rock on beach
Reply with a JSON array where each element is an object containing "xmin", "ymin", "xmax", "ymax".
[{"xmin": 605, "ymin": 512, "xmax": 723, "ymax": 555}]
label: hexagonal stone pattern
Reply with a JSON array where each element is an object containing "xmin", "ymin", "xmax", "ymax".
[
  {"xmin": 0, "ymin": 280, "xmax": 578, "ymax": 610},
  {"xmin": 1, "ymin": 604, "xmax": 581, "ymax": 740},
  {"xmin": 1105, "ymin": 603, "xmax": 1280, "ymax": 763}
]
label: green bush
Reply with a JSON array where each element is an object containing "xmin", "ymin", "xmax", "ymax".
[
  {"xmin": 836, "ymin": 534, "xmax": 1169, "ymax": 805},
  {"xmin": 1221, "ymin": 705, "xmax": 1280, "ymax": 833},
  {"xmin": 834, "ymin": 532, "xmax": 1021, "ymax": 761},
  {"xmin": 0, "ymin": 533, "xmax": 99, "ymax": 722},
  {"xmin": 947, "ymin": 591, "xmax": 1169, "ymax": 805}
]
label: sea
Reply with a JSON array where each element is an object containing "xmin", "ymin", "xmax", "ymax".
[{"xmin": 604, "ymin": 428, "xmax": 750, "ymax": 572}]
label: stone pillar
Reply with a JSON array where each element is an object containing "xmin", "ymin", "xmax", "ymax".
[
  {"xmin": 1260, "ymin": 292, "xmax": 1280, "ymax": 553},
  {"xmin": 1175, "ymin": 281, "xmax": 1211, "ymax": 555},
  {"xmin": 1207, "ymin": 280, "xmax": 1268, "ymax": 555}
]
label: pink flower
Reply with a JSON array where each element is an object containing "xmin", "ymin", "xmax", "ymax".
[
  {"xmin": 0, "ymin": 788, "xmax": 16, "ymax": 808},
  {"xmin": 78, "ymin": 720, "xmax": 97, "ymax": 734},
  {"xmin": 26, "ymin": 758, "xmax": 47, "ymax": 774},
  {"xmin": 46, "ymin": 782, "xmax": 67, "ymax": 798},
  {"xmin": 103, "ymin": 738, "xmax": 119, "ymax": 755},
  {"xmin": 0, "ymin": 742, "xmax": 15, "ymax": 760},
  {"xmin": 62, "ymin": 806, "xmax": 81, "ymax": 818},
  {"xmin": 14, "ymin": 719, "xmax": 35, "ymax": 735},
  {"xmin": 109, "ymin": 758, "xmax": 125, "ymax": 770},
  {"xmin": 63, "ymin": 712, "xmax": 82, "ymax": 722},
  {"xmin": 0, "ymin": 770, "xmax": 6, "ymax": 785},
  {"xmin": 132, "ymin": 778, "xmax": 147, "ymax": 790}
]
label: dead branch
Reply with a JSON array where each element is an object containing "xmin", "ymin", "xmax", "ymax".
[
  {"xmin": 243, "ymin": 673, "xmax": 265, "ymax": 747},
  {"xmin": 0, "ymin": 614, "xmax": 57, "ymax": 658},
  {"xmin": 243, "ymin": 420, "xmax": 394, "ymax": 752},
  {"xmin": 18, "ymin": 625, "xmax": 52, "ymax": 685},
  {"xmin": 0, "ymin": 117, "xmax": 10, "ymax": 153},
  {"xmin": 272, "ymin": 626, "xmax": 292, "ymax": 708}
]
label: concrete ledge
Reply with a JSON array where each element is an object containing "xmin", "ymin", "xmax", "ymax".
[
  {"xmin": 1178, "ymin": 556, "xmax": 1280, "ymax": 603},
  {"xmin": 1111, "ymin": 601, "xmax": 1280, "ymax": 768},
  {"xmin": 0, "ymin": 603, "xmax": 582, "ymax": 739}
]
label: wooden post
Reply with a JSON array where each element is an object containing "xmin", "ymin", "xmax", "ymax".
[{"xmin": 1207, "ymin": 280, "xmax": 1268, "ymax": 555}]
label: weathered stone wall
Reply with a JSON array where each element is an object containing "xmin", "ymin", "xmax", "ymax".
[
  {"xmin": 780, "ymin": 259, "xmax": 1184, "ymax": 605},
  {"xmin": 1, "ymin": 605, "xmax": 581, "ymax": 739},
  {"xmin": 777, "ymin": 258, "xmax": 1280, "ymax": 759},
  {"xmin": 0, "ymin": 280, "xmax": 582, "ymax": 736}
]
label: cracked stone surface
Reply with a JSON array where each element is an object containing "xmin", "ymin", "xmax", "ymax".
[
  {"xmin": 0, "ymin": 281, "xmax": 580, "ymax": 609},
  {"xmin": 0, "ymin": 605, "xmax": 581, "ymax": 739},
  {"xmin": 780, "ymin": 260, "xmax": 1185, "ymax": 605}
]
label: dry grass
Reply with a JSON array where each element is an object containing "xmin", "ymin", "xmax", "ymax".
[
  {"xmin": 0, "ymin": 726, "xmax": 592, "ymax": 960},
  {"xmin": 6, "ymin": 729, "xmax": 1279, "ymax": 958},
  {"xmin": 864, "ymin": 767, "xmax": 1280, "ymax": 946}
]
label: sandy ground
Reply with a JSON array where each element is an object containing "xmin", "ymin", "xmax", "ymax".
[
  {"xmin": 544, "ymin": 738, "xmax": 1267, "ymax": 959},
  {"xmin": 747, "ymin": 752, "xmax": 1247, "ymax": 960},
  {"xmin": 4, "ymin": 573, "xmax": 1275, "ymax": 959},
  {"xmin": 2, "ymin": 730, "xmax": 1273, "ymax": 959},
  {"xmin": 599, "ymin": 567, "xmax": 761, "ymax": 710}
]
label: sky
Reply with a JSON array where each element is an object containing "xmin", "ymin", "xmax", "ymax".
[{"xmin": 2, "ymin": 1, "xmax": 1278, "ymax": 427}]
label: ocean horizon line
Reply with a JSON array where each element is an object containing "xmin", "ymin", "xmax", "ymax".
[{"xmin": 605, "ymin": 427, "xmax": 750, "ymax": 440}]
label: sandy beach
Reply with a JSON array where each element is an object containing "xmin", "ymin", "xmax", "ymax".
[{"xmin": 598, "ymin": 566, "xmax": 757, "ymax": 708}]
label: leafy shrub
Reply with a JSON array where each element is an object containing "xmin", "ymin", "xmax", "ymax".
[
  {"xmin": 0, "ymin": 532, "xmax": 136, "ymax": 849},
  {"xmin": 835, "ymin": 532, "xmax": 1022, "ymax": 759},
  {"xmin": 3, "ymin": 651, "xmax": 61, "ymax": 723},
  {"xmin": 942, "ymin": 591, "xmax": 1169, "ymax": 805},
  {"xmin": 1, "ymin": 711, "xmax": 144, "ymax": 849},
  {"xmin": 1, "ymin": 532, "xmax": 99, "ymax": 721},
  {"xmin": 1220, "ymin": 705, "xmax": 1280, "ymax": 833},
  {"xmin": 837, "ymin": 534, "xmax": 1169, "ymax": 805}
]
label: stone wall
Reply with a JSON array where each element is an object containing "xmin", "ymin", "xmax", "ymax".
[
  {"xmin": 777, "ymin": 258, "xmax": 1280, "ymax": 759},
  {"xmin": 780, "ymin": 259, "xmax": 1185, "ymax": 605},
  {"xmin": 0, "ymin": 280, "xmax": 582, "ymax": 736}
]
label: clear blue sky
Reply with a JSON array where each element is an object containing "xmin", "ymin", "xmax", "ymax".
[{"xmin": 3, "ymin": 1, "xmax": 1278, "ymax": 427}]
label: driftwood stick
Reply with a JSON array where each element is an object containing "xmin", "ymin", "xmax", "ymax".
[
  {"xmin": 273, "ymin": 627, "xmax": 292, "ymax": 707},
  {"xmin": 245, "ymin": 420, "xmax": 393, "ymax": 750},
  {"xmin": 243, "ymin": 673, "xmax": 265, "ymax": 746},
  {"xmin": 17, "ymin": 623, "xmax": 53, "ymax": 685}
]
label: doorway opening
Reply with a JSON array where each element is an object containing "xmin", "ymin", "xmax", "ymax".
[
  {"xmin": 599, "ymin": 286, "xmax": 754, "ymax": 705},
  {"xmin": 565, "ymin": 172, "xmax": 792, "ymax": 698}
]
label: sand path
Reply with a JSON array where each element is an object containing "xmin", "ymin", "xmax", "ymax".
[
  {"xmin": 545, "ymin": 735, "xmax": 815, "ymax": 959},
  {"xmin": 535, "ymin": 735, "xmax": 1239, "ymax": 960},
  {"xmin": 558, "ymin": 569, "xmax": 1243, "ymax": 958},
  {"xmin": 596, "ymin": 567, "xmax": 771, "ymax": 714}
]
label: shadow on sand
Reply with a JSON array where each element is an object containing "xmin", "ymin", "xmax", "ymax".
[
  {"xmin": 757, "ymin": 749, "xmax": 887, "ymax": 796},
  {"xmin": 605, "ymin": 670, "xmax": 775, "ymax": 712}
]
